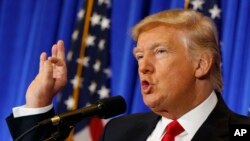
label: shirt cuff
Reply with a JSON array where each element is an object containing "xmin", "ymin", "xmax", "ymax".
[{"xmin": 12, "ymin": 104, "xmax": 53, "ymax": 118}]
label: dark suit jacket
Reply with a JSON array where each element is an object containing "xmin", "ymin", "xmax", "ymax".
[
  {"xmin": 99, "ymin": 94, "xmax": 250, "ymax": 141},
  {"xmin": 6, "ymin": 109, "xmax": 56, "ymax": 141},
  {"xmin": 6, "ymin": 94, "xmax": 250, "ymax": 141}
]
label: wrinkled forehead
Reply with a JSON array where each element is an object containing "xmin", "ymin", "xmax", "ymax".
[{"xmin": 134, "ymin": 24, "xmax": 189, "ymax": 50}]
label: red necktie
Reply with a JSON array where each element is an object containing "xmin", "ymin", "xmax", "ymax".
[{"xmin": 161, "ymin": 120, "xmax": 184, "ymax": 141}]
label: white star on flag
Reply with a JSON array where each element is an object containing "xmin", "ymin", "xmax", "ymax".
[
  {"xmin": 103, "ymin": 68, "xmax": 111, "ymax": 78},
  {"xmin": 89, "ymin": 81, "xmax": 97, "ymax": 94},
  {"xmin": 91, "ymin": 13, "xmax": 101, "ymax": 26},
  {"xmin": 191, "ymin": 0, "xmax": 204, "ymax": 10},
  {"xmin": 77, "ymin": 9, "xmax": 85, "ymax": 21},
  {"xmin": 97, "ymin": 86, "xmax": 110, "ymax": 99},
  {"xmin": 72, "ymin": 30, "xmax": 79, "ymax": 41},
  {"xmin": 209, "ymin": 4, "xmax": 221, "ymax": 19},
  {"xmin": 93, "ymin": 60, "xmax": 101, "ymax": 72},
  {"xmin": 86, "ymin": 35, "xmax": 96, "ymax": 47},
  {"xmin": 64, "ymin": 96, "xmax": 75, "ymax": 110},
  {"xmin": 98, "ymin": 0, "xmax": 111, "ymax": 7},
  {"xmin": 67, "ymin": 51, "xmax": 73, "ymax": 61},
  {"xmin": 100, "ymin": 17, "xmax": 110, "ymax": 30},
  {"xmin": 77, "ymin": 56, "xmax": 90, "ymax": 67},
  {"xmin": 70, "ymin": 75, "xmax": 83, "ymax": 88},
  {"xmin": 98, "ymin": 39, "xmax": 105, "ymax": 50}
]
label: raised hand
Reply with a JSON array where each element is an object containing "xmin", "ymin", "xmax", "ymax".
[{"xmin": 25, "ymin": 40, "xmax": 67, "ymax": 108}]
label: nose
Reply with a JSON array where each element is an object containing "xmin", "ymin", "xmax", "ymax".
[{"xmin": 138, "ymin": 57, "xmax": 154, "ymax": 74}]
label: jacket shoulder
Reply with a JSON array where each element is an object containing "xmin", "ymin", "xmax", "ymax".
[
  {"xmin": 99, "ymin": 112, "xmax": 160, "ymax": 141},
  {"xmin": 230, "ymin": 112, "xmax": 250, "ymax": 124}
]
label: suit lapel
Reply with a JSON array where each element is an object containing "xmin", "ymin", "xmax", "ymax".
[
  {"xmin": 192, "ymin": 93, "xmax": 231, "ymax": 141},
  {"xmin": 125, "ymin": 112, "xmax": 160, "ymax": 141}
]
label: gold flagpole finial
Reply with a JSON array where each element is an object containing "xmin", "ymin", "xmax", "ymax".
[{"xmin": 184, "ymin": 0, "xmax": 190, "ymax": 9}]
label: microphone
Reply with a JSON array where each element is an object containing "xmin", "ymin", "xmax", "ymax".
[
  {"xmin": 14, "ymin": 96, "xmax": 126, "ymax": 141},
  {"xmin": 38, "ymin": 95, "xmax": 126, "ymax": 127}
]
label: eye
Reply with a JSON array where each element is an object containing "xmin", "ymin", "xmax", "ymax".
[
  {"xmin": 154, "ymin": 48, "xmax": 167, "ymax": 56},
  {"xmin": 134, "ymin": 53, "xmax": 143, "ymax": 61},
  {"xmin": 156, "ymin": 49, "xmax": 166, "ymax": 54}
]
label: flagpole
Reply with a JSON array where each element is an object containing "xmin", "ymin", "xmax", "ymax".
[
  {"xmin": 66, "ymin": 0, "xmax": 94, "ymax": 140},
  {"xmin": 73, "ymin": 0, "xmax": 94, "ymax": 110}
]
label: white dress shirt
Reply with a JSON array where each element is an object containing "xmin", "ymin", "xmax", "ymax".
[
  {"xmin": 146, "ymin": 91, "xmax": 218, "ymax": 141},
  {"xmin": 12, "ymin": 104, "xmax": 53, "ymax": 118}
]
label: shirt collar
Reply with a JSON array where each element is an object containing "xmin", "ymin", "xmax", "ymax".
[{"xmin": 161, "ymin": 91, "xmax": 218, "ymax": 140}]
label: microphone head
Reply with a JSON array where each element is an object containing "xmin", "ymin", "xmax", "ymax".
[{"xmin": 96, "ymin": 96, "xmax": 126, "ymax": 119}]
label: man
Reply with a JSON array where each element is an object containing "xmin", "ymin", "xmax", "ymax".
[
  {"xmin": 99, "ymin": 9, "xmax": 250, "ymax": 141},
  {"xmin": 7, "ymin": 9, "xmax": 250, "ymax": 141}
]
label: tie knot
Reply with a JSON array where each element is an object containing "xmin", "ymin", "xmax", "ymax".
[
  {"xmin": 166, "ymin": 120, "xmax": 184, "ymax": 136},
  {"xmin": 161, "ymin": 120, "xmax": 184, "ymax": 141}
]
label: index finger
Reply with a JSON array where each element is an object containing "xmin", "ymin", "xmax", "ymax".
[
  {"xmin": 57, "ymin": 40, "xmax": 66, "ymax": 61},
  {"xmin": 39, "ymin": 52, "xmax": 47, "ymax": 73}
]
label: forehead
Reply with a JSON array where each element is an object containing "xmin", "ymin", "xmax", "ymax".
[{"xmin": 134, "ymin": 25, "xmax": 187, "ymax": 50}]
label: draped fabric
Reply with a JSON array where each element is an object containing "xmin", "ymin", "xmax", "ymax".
[
  {"xmin": 221, "ymin": 0, "xmax": 250, "ymax": 115},
  {"xmin": 0, "ymin": 0, "xmax": 84, "ymax": 140},
  {"xmin": 0, "ymin": 0, "xmax": 249, "ymax": 140}
]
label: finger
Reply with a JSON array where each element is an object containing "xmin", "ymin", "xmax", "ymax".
[
  {"xmin": 39, "ymin": 52, "xmax": 47, "ymax": 73},
  {"xmin": 49, "ymin": 57, "xmax": 67, "ymax": 85},
  {"xmin": 57, "ymin": 40, "xmax": 66, "ymax": 61},
  {"xmin": 49, "ymin": 57, "xmax": 65, "ymax": 66},
  {"xmin": 43, "ymin": 60, "xmax": 53, "ymax": 80},
  {"xmin": 52, "ymin": 44, "xmax": 57, "ymax": 58}
]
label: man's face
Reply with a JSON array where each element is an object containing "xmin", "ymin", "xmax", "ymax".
[{"xmin": 134, "ymin": 25, "xmax": 197, "ymax": 117}]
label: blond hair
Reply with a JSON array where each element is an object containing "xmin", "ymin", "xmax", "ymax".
[{"xmin": 132, "ymin": 9, "xmax": 222, "ymax": 92}]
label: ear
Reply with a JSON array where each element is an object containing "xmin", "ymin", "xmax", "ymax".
[{"xmin": 194, "ymin": 51, "xmax": 213, "ymax": 78}]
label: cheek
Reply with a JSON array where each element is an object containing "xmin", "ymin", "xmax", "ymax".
[
  {"xmin": 157, "ymin": 63, "xmax": 179, "ymax": 85},
  {"xmin": 156, "ymin": 60, "xmax": 195, "ymax": 92}
]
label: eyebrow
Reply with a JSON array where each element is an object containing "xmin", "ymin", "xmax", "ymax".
[
  {"xmin": 133, "ymin": 47, "xmax": 141, "ymax": 55},
  {"xmin": 133, "ymin": 42, "xmax": 169, "ymax": 55}
]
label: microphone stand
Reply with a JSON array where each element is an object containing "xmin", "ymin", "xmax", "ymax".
[
  {"xmin": 14, "ymin": 121, "xmax": 74, "ymax": 141},
  {"xmin": 43, "ymin": 124, "xmax": 75, "ymax": 141}
]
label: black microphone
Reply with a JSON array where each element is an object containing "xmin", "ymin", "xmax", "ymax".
[
  {"xmin": 38, "ymin": 95, "xmax": 126, "ymax": 127},
  {"xmin": 14, "ymin": 96, "xmax": 126, "ymax": 141}
]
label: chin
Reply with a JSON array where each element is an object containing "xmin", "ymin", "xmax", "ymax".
[
  {"xmin": 143, "ymin": 98, "xmax": 159, "ymax": 109},
  {"xmin": 142, "ymin": 92, "xmax": 162, "ymax": 106}
]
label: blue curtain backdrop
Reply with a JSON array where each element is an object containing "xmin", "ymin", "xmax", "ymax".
[{"xmin": 0, "ymin": 0, "xmax": 249, "ymax": 140}]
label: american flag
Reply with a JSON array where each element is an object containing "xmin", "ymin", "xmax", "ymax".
[
  {"xmin": 56, "ymin": 0, "xmax": 111, "ymax": 140},
  {"xmin": 185, "ymin": 0, "xmax": 222, "ymax": 38}
]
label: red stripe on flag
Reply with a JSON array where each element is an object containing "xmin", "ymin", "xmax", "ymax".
[{"xmin": 89, "ymin": 117, "xmax": 104, "ymax": 141}]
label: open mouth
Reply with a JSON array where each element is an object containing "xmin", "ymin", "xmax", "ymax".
[{"xmin": 141, "ymin": 80, "xmax": 151, "ymax": 93}]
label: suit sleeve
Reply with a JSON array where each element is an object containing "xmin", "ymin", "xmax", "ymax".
[{"xmin": 6, "ymin": 109, "xmax": 56, "ymax": 141}]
